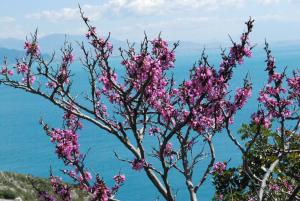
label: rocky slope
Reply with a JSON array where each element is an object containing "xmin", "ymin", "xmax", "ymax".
[{"xmin": 0, "ymin": 172, "xmax": 87, "ymax": 201}]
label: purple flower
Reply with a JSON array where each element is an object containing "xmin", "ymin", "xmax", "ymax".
[
  {"xmin": 131, "ymin": 158, "xmax": 145, "ymax": 171},
  {"xmin": 211, "ymin": 162, "xmax": 227, "ymax": 175},
  {"xmin": 113, "ymin": 174, "xmax": 126, "ymax": 184}
]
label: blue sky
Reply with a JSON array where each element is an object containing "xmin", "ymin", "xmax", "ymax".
[{"xmin": 0, "ymin": 0, "xmax": 299, "ymax": 43}]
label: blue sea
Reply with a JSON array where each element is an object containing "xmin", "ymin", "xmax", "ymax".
[{"xmin": 0, "ymin": 43, "xmax": 299, "ymax": 201}]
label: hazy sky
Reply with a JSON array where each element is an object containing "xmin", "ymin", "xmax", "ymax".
[{"xmin": 0, "ymin": 0, "xmax": 299, "ymax": 43}]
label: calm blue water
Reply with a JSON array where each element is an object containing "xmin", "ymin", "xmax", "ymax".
[{"xmin": 0, "ymin": 44, "xmax": 299, "ymax": 201}]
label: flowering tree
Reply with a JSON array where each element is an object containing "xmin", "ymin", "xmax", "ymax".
[
  {"xmin": 0, "ymin": 7, "xmax": 299, "ymax": 201},
  {"xmin": 211, "ymin": 42, "xmax": 300, "ymax": 201}
]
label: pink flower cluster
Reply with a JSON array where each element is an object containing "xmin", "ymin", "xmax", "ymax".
[
  {"xmin": 93, "ymin": 32, "xmax": 252, "ymax": 138},
  {"xmin": 24, "ymin": 41, "xmax": 40, "ymax": 56},
  {"xmin": 90, "ymin": 176, "xmax": 111, "ymax": 201},
  {"xmin": 287, "ymin": 71, "xmax": 300, "ymax": 99},
  {"xmin": 49, "ymin": 128, "xmax": 80, "ymax": 162},
  {"xmin": 55, "ymin": 52, "xmax": 74, "ymax": 85},
  {"xmin": 252, "ymin": 49, "xmax": 299, "ymax": 129},
  {"xmin": 16, "ymin": 62, "xmax": 29, "ymax": 74},
  {"xmin": 234, "ymin": 85, "xmax": 252, "ymax": 110},
  {"xmin": 98, "ymin": 70, "xmax": 120, "ymax": 104},
  {"xmin": 211, "ymin": 162, "xmax": 227, "ymax": 175},
  {"xmin": 13, "ymin": 61, "xmax": 36, "ymax": 85},
  {"xmin": 176, "ymin": 33, "xmax": 253, "ymax": 134},
  {"xmin": 0, "ymin": 67, "xmax": 14, "ymax": 76},
  {"xmin": 63, "ymin": 105, "xmax": 83, "ymax": 131},
  {"xmin": 113, "ymin": 174, "xmax": 126, "ymax": 184},
  {"xmin": 149, "ymin": 127, "xmax": 160, "ymax": 136},
  {"xmin": 63, "ymin": 53, "xmax": 74, "ymax": 64},
  {"xmin": 22, "ymin": 74, "xmax": 36, "ymax": 85},
  {"xmin": 46, "ymin": 104, "xmax": 125, "ymax": 200},
  {"xmin": 85, "ymin": 26, "xmax": 113, "ymax": 59},
  {"xmin": 283, "ymin": 181, "xmax": 295, "ymax": 194},
  {"xmin": 92, "ymin": 38, "xmax": 113, "ymax": 55},
  {"xmin": 111, "ymin": 174, "xmax": 126, "ymax": 194},
  {"xmin": 86, "ymin": 26, "xmax": 96, "ymax": 39},
  {"xmin": 251, "ymin": 110, "xmax": 271, "ymax": 129},
  {"xmin": 63, "ymin": 169, "xmax": 92, "ymax": 186},
  {"xmin": 121, "ymin": 38, "xmax": 176, "ymax": 121},
  {"xmin": 94, "ymin": 89, "xmax": 108, "ymax": 118},
  {"xmin": 268, "ymin": 183, "xmax": 280, "ymax": 192},
  {"xmin": 89, "ymin": 174, "xmax": 125, "ymax": 201},
  {"xmin": 163, "ymin": 142, "xmax": 173, "ymax": 157},
  {"xmin": 131, "ymin": 158, "xmax": 145, "ymax": 171},
  {"xmin": 48, "ymin": 105, "xmax": 83, "ymax": 163},
  {"xmin": 46, "ymin": 81, "xmax": 57, "ymax": 89},
  {"xmin": 50, "ymin": 176, "xmax": 71, "ymax": 201}
]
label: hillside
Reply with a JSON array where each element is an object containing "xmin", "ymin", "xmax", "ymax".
[
  {"xmin": 0, "ymin": 172, "xmax": 88, "ymax": 201},
  {"xmin": 0, "ymin": 48, "xmax": 25, "ymax": 64}
]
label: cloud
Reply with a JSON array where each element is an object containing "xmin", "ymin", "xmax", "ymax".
[
  {"xmin": 108, "ymin": 0, "xmax": 246, "ymax": 15},
  {"xmin": 256, "ymin": 13, "xmax": 300, "ymax": 22},
  {"xmin": 26, "ymin": 8, "xmax": 78, "ymax": 22},
  {"xmin": 20, "ymin": 0, "xmax": 300, "ymax": 42},
  {"xmin": 25, "ymin": 0, "xmax": 247, "ymax": 22},
  {"xmin": 0, "ymin": 16, "xmax": 25, "ymax": 38},
  {"xmin": 257, "ymin": 0, "xmax": 280, "ymax": 5},
  {"xmin": 0, "ymin": 16, "xmax": 15, "ymax": 23}
]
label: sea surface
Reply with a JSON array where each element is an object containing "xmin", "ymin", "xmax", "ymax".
[{"xmin": 0, "ymin": 43, "xmax": 299, "ymax": 201}]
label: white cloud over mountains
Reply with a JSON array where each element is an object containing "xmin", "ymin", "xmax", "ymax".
[
  {"xmin": 25, "ymin": 0, "xmax": 246, "ymax": 22},
  {"xmin": 25, "ymin": 0, "xmax": 297, "ymax": 23},
  {"xmin": 1, "ymin": 0, "xmax": 299, "ymax": 41}
]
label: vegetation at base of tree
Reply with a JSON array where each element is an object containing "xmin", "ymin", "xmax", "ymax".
[{"xmin": 0, "ymin": 172, "xmax": 88, "ymax": 201}]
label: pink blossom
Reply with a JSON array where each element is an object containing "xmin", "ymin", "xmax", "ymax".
[
  {"xmin": 268, "ymin": 183, "xmax": 280, "ymax": 192},
  {"xmin": 63, "ymin": 53, "xmax": 74, "ymax": 64},
  {"xmin": 16, "ymin": 63, "xmax": 29, "ymax": 74},
  {"xmin": 268, "ymin": 72, "xmax": 283, "ymax": 83},
  {"xmin": 8, "ymin": 70, "xmax": 14, "ymax": 76},
  {"xmin": 163, "ymin": 142, "xmax": 173, "ymax": 157},
  {"xmin": 1, "ymin": 67, "xmax": 14, "ymax": 76},
  {"xmin": 24, "ymin": 41, "xmax": 40, "ymax": 56},
  {"xmin": 113, "ymin": 174, "xmax": 126, "ymax": 184},
  {"xmin": 283, "ymin": 181, "xmax": 295, "ymax": 194},
  {"xmin": 131, "ymin": 158, "xmax": 145, "ymax": 171},
  {"xmin": 49, "ymin": 128, "xmax": 80, "ymax": 162},
  {"xmin": 251, "ymin": 111, "xmax": 271, "ymax": 129},
  {"xmin": 211, "ymin": 162, "xmax": 227, "ymax": 175},
  {"xmin": 234, "ymin": 86, "xmax": 252, "ymax": 109},
  {"xmin": 86, "ymin": 26, "xmax": 96, "ymax": 39},
  {"xmin": 50, "ymin": 175, "xmax": 71, "ymax": 201},
  {"xmin": 243, "ymin": 47, "xmax": 252, "ymax": 57},
  {"xmin": 84, "ymin": 171, "xmax": 92, "ymax": 181},
  {"xmin": 22, "ymin": 75, "xmax": 36, "ymax": 85},
  {"xmin": 46, "ymin": 81, "xmax": 57, "ymax": 89},
  {"xmin": 1, "ymin": 67, "xmax": 8, "ymax": 75},
  {"xmin": 149, "ymin": 127, "xmax": 160, "ymax": 136},
  {"xmin": 90, "ymin": 176, "xmax": 111, "ymax": 201}
]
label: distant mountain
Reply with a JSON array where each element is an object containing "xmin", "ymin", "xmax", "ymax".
[
  {"xmin": 0, "ymin": 48, "xmax": 25, "ymax": 64},
  {"xmin": 0, "ymin": 35, "xmax": 299, "ymax": 59},
  {"xmin": 38, "ymin": 34, "xmax": 128, "ymax": 57},
  {"xmin": 0, "ymin": 38, "xmax": 24, "ymax": 50},
  {"xmin": 0, "ymin": 34, "xmax": 127, "ymax": 57},
  {"xmin": 0, "ymin": 47, "xmax": 51, "ymax": 64}
]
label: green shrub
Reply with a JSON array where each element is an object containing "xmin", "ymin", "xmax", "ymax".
[{"xmin": 0, "ymin": 189, "xmax": 17, "ymax": 199}]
